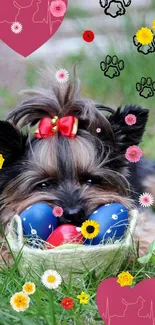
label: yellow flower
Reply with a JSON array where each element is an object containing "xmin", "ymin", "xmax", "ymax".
[
  {"xmin": 152, "ymin": 20, "xmax": 155, "ymax": 30},
  {"xmin": 136, "ymin": 27, "xmax": 153, "ymax": 45},
  {"xmin": 22, "ymin": 282, "xmax": 36, "ymax": 295},
  {"xmin": 81, "ymin": 220, "xmax": 100, "ymax": 239},
  {"xmin": 117, "ymin": 271, "xmax": 134, "ymax": 287},
  {"xmin": 41, "ymin": 270, "xmax": 62, "ymax": 289},
  {"xmin": 77, "ymin": 291, "xmax": 90, "ymax": 304},
  {"xmin": 10, "ymin": 291, "xmax": 30, "ymax": 312},
  {"xmin": 0, "ymin": 154, "xmax": 5, "ymax": 169}
]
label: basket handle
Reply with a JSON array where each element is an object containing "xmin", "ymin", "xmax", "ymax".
[{"xmin": 7, "ymin": 214, "xmax": 24, "ymax": 250}]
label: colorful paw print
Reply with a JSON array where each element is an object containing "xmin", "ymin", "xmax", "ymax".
[
  {"xmin": 99, "ymin": 0, "xmax": 131, "ymax": 18},
  {"xmin": 133, "ymin": 21, "xmax": 155, "ymax": 55},
  {"xmin": 100, "ymin": 55, "xmax": 124, "ymax": 79}
]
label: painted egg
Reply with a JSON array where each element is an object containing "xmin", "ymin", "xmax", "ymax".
[
  {"xmin": 46, "ymin": 225, "xmax": 85, "ymax": 248},
  {"xmin": 84, "ymin": 203, "xmax": 129, "ymax": 245},
  {"xmin": 19, "ymin": 202, "xmax": 58, "ymax": 242}
]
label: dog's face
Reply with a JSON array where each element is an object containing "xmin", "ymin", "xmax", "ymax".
[{"xmin": 0, "ymin": 79, "xmax": 149, "ymax": 229}]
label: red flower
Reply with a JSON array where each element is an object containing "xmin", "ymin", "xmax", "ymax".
[
  {"xmin": 61, "ymin": 297, "xmax": 74, "ymax": 310},
  {"xmin": 53, "ymin": 206, "xmax": 63, "ymax": 217},
  {"xmin": 82, "ymin": 30, "xmax": 95, "ymax": 42},
  {"xmin": 125, "ymin": 114, "xmax": 137, "ymax": 126},
  {"xmin": 125, "ymin": 145, "xmax": 142, "ymax": 163}
]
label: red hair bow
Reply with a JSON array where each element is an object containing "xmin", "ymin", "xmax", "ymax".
[{"xmin": 35, "ymin": 116, "xmax": 78, "ymax": 139}]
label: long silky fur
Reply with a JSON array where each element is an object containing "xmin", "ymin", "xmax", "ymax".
[{"xmin": 0, "ymin": 67, "xmax": 152, "ymax": 260}]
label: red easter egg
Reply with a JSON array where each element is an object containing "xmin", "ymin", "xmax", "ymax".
[{"xmin": 46, "ymin": 225, "xmax": 84, "ymax": 248}]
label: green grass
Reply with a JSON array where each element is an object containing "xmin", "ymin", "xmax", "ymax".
[
  {"xmin": 25, "ymin": 62, "xmax": 38, "ymax": 88},
  {"xmin": 1, "ymin": 239, "xmax": 155, "ymax": 325},
  {"xmin": 65, "ymin": 6, "xmax": 90, "ymax": 19}
]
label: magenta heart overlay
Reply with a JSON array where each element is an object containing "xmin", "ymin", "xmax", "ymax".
[
  {"xmin": 0, "ymin": 0, "xmax": 68, "ymax": 57},
  {"xmin": 96, "ymin": 278, "xmax": 155, "ymax": 325}
]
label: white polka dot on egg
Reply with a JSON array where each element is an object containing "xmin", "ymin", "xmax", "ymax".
[
  {"xmin": 120, "ymin": 209, "xmax": 124, "ymax": 212},
  {"xmin": 23, "ymin": 218, "xmax": 26, "ymax": 221},
  {"xmin": 93, "ymin": 210, "xmax": 98, "ymax": 214},
  {"xmin": 106, "ymin": 229, "xmax": 112, "ymax": 233},
  {"xmin": 31, "ymin": 229, "xmax": 37, "ymax": 235},
  {"xmin": 76, "ymin": 227, "xmax": 81, "ymax": 232},
  {"xmin": 112, "ymin": 214, "xmax": 118, "ymax": 220},
  {"xmin": 48, "ymin": 224, "xmax": 52, "ymax": 229}
]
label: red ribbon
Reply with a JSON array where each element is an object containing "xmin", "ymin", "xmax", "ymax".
[{"xmin": 35, "ymin": 116, "xmax": 78, "ymax": 139}]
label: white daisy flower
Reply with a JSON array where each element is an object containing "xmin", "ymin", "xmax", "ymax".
[
  {"xmin": 55, "ymin": 69, "xmax": 69, "ymax": 83},
  {"xmin": 41, "ymin": 270, "xmax": 62, "ymax": 289},
  {"xmin": 139, "ymin": 192, "xmax": 154, "ymax": 208},
  {"xmin": 96, "ymin": 128, "xmax": 101, "ymax": 133},
  {"xmin": 11, "ymin": 22, "xmax": 23, "ymax": 34}
]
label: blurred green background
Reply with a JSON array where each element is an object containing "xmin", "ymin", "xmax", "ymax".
[{"xmin": 0, "ymin": 0, "xmax": 155, "ymax": 157}]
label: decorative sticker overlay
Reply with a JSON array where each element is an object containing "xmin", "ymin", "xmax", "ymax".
[
  {"xmin": 82, "ymin": 30, "xmax": 95, "ymax": 42},
  {"xmin": 133, "ymin": 21, "xmax": 155, "ymax": 55},
  {"xmin": 0, "ymin": 0, "xmax": 68, "ymax": 57},
  {"xmin": 96, "ymin": 277, "xmax": 155, "ymax": 325},
  {"xmin": 99, "ymin": 0, "xmax": 132, "ymax": 18},
  {"xmin": 136, "ymin": 77, "xmax": 155, "ymax": 99},
  {"xmin": 100, "ymin": 55, "xmax": 124, "ymax": 79}
]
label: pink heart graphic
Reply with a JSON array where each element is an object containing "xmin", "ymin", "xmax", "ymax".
[
  {"xmin": 96, "ymin": 278, "xmax": 155, "ymax": 325},
  {"xmin": 0, "ymin": 0, "xmax": 68, "ymax": 57}
]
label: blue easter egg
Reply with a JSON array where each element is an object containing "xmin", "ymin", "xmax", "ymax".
[
  {"xmin": 19, "ymin": 202, "xmax": 58, "ymax": 243},
  {"xmin": 84, "ymin": 203, "xmax": 129, "ymax": 245}
]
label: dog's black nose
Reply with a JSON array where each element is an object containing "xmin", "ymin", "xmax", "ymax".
[{"xmin": 64, "ymin": 207, "xmax": 85, "ymax": 225}]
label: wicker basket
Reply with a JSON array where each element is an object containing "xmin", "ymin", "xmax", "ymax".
[{"xmin": 6, "ymin": 210, "xmax": 138, "ymax": 280}]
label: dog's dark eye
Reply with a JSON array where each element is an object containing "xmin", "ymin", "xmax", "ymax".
[
  {"xmin": 79, "ymin": 174, "xmax": 102, "ymax": 186},
  {"xmin": 86, "ymin": 179, "xmax": 92, "ymax": 185},
  {"xmin": 86, "ymin": 176, "xmax": 102, "ymax": 186},
  {"xmin": 40, "ymin": 182, "xmax": 51, "ymax": 188},
  {"xmin": 36, "ymin": 180, "xmax": 57, "ymax": 189}
]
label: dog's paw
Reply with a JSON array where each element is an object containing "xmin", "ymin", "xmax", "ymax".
[
  {"xmin": 136, "ymin": 77, "xmax": 155, "ymax": 99},
  {"xmin": 99, "ymin": 0, "xmax": 131, "ymax": 18},
  {"xmin": 100, "ymin": 55, "xmax": 124, "ymax": 79}
]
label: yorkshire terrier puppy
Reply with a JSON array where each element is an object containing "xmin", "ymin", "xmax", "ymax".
[{"xmin": 0, "ymin": 71, "xmax": 154, "ymax": 256}]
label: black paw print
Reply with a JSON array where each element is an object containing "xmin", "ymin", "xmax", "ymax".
[
  {"xmin": 99, "ymin": 0, "xmax": 131, "ymax": 18},
  {"xmin": 136, "ymin": 77, "xmax": 155, "ymax": 99},
  {"xmin": 100, "ymin": 55, "xmax": 124, "ymax": 79},
  {"xmin": 133, "ymin": 35, "xmax": 155, "ymax": 55}
]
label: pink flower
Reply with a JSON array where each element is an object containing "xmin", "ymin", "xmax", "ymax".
[
  {"xmin": 53, "ymin": 206, "xmax": 63, "ymax": 217},
  {"xmin": 11, "ymin": 22, "xmax": 23, "ymax": 34},
  {"xmin": 96, "ymin": 128, "xmax": 101, "ymax": 133},
  {"xmin": 139, "ymin": 192, "xmax": 154, "ymax": 208},
  {"xmin": 125, "ymin": 114, "xmax": 137, "ymax": 126},
  {"xmin": 55, "ymin": 69, "xmax": 69, "ymax": 83},
  {"xmin": 50, "ymin": 0, "xmax": 67, "ymax": 17},
  {"xmin": 125, "ymin": 145, "xmax": 142, "ymax": 163}
]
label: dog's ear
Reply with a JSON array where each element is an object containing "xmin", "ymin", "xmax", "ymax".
[
  {"xmin": 0, "ymin": 121, "xmax": 27, "ymax": 165},
  {"xmin": 108, "ymin": 105, "xmax": 149, "ymax": 152}
]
